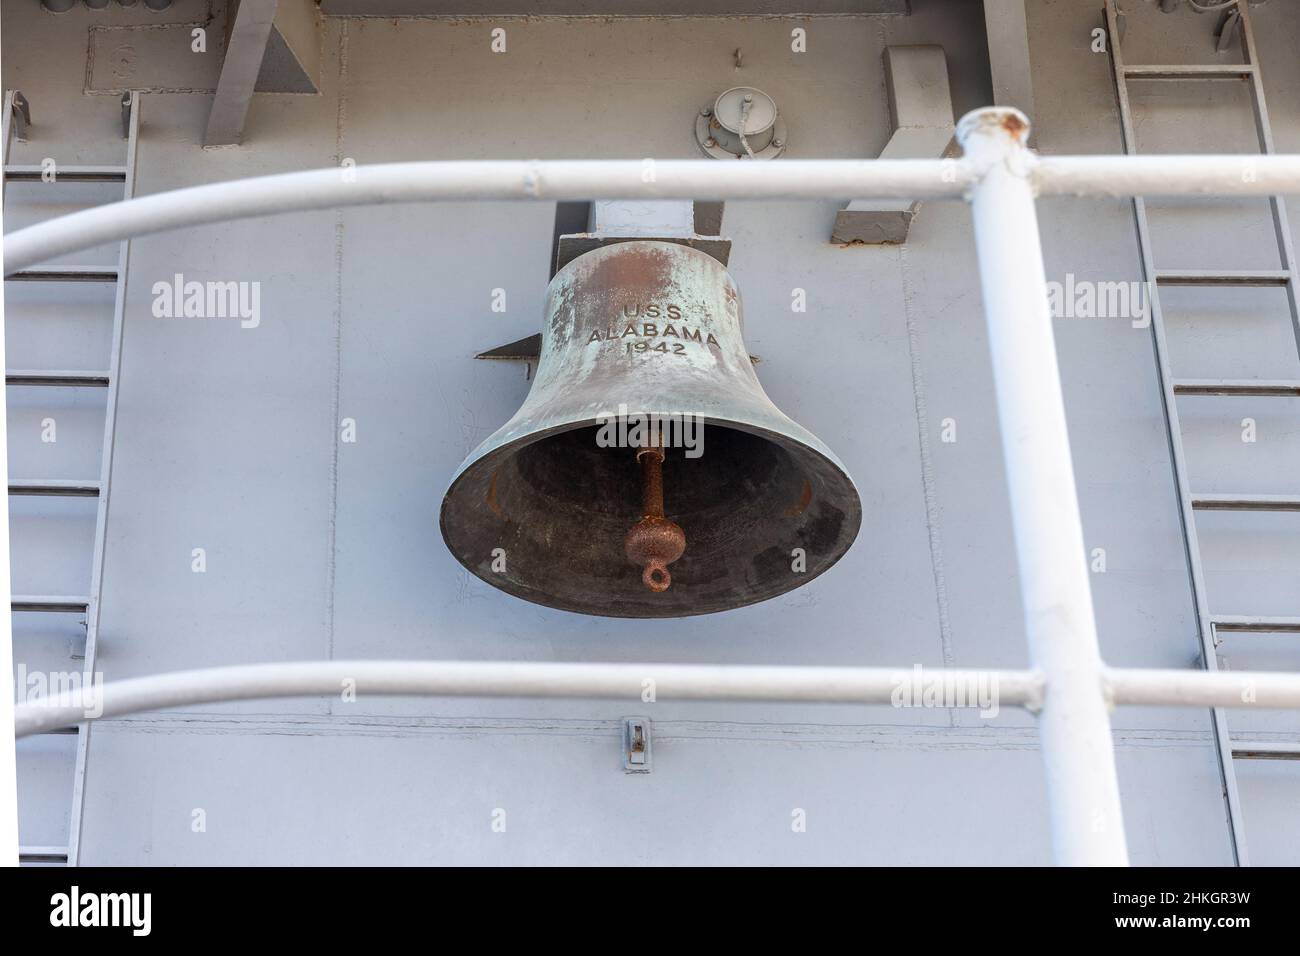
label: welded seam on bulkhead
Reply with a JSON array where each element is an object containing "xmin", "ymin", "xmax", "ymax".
[
  {"xmin": 900, "ymin": 245, "xmax": 956, "ymax": 692},
  {"xmin": 882, "ymin": 0, "xmax": 958, "ymax": 685},
  {"xmin": 83, "ymin": 715, "xmax": 1232, "ymax": 754},
  {"xmin": 325, "ymin": 21, "xmax": 350, "ymax": 691}
]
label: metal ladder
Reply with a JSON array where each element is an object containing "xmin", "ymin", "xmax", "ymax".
[
  {"xmin": 1104, "ymin": 0, "xmax": 1300, "ymax": 867},
  {"xmin": 3, "ymin": 90, "xmax": 140, "ymax": 865}
]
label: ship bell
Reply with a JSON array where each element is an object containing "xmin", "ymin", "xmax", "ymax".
[{"xmin": 440, "ymin": 241, "xmax": 862, "ymax": 617}]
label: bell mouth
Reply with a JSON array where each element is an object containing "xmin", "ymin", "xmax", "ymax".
[{"xmin": 439, "ymin": 417, "xmax": 861, "ymax": 618}]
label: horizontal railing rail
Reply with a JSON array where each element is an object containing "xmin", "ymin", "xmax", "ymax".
[
  {"xmin": 5, "ymin": 154, "xmax": 1300, "ymax": 275},
  {"xmin": 13, "ymin": 661, "xmax": 1300, "ymax": 739}
]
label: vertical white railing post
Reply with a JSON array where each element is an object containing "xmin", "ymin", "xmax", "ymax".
[{"xmin": 957, "ymin": 107, "xmax": 1129, "ymax": 866}]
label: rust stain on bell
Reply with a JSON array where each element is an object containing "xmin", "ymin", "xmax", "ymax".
[
  {"xmin": 439, "ymin": 241, "xmax": 862, "ymax": 618},
  {"xmin": 783, "ymin": 480, "xmax": 814, "ymax": 518},
  {"xmin": 484, "ymin": 471, "xmax": 505, "ymax": 519}
]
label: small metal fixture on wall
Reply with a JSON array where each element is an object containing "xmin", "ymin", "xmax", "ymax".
[
  {"xmin": 695, "ymin": 87, "xmax": 787, "ymax": 160},
  {"xmin": 624, "ymin": 718, "xmax": 652, "ymax": 773}
]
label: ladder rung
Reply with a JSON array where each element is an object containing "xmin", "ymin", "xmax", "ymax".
[
  {"xmin": 1232, "ymin": 741, "xmax": 1300, "ymax": 760},
  {"xmin": 1174, "ymin": 379, "xmax": 1300, "ymax": 396},
  {"xmin": 1212, "ymin": 615, "xmax": 1300, "ymax": 633},
  {"xmin": 3, "ymin": 164, "xmax": 127, "ymax": 183},
  {"xmin": 1156, "ymin": 269, "xmax": 1291, "ymax": 287},
  {"xmin": 7, "ymin": 266, "xmax": 118, "ymax": 283},
  {"xmin": 1124, "ymin": 64, "xmax": 1255, "ymax": 80},
  {"xmin": 6, "ymin": 369, "xmax": 111, "ymax": 387},
  {"xmin": 8, "ymin": 479, "xmax": 100, "ymax": 497},
  {"xmin": 18, "ymin": 845, "xmax": 69, "ymax": 864},
  {"xmin": 11, "ymin": 595, "xmax": 89, "ymax": 613},
  {"xmin": 1193, "ymin": 494, "xmax": 1300, "ymax": 512}
]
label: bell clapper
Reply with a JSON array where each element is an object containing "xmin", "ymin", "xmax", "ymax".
[{"xmin": 624, "ymin": 444, "xmax": 687, "ymax": 593}]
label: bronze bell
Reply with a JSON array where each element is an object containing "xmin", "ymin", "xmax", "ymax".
[{"xmin": 440, "ymin": 241, "xmax": 861, "ymax": 617}]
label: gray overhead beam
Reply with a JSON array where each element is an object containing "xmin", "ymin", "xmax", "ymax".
[
  {"xmin": 555, "ymin": 200, "xmax": 731, "ymax": 273},
  {"xmin": 983, "ymin": 0, "xmax": 1035, "ymax": 133},
  {"xmin": 204, "ymin": 0, "xmax": 280, "ymax": 147},
  {"xmin": 319, "ymin": 1, "xmax": 910, "ymax": 14}
]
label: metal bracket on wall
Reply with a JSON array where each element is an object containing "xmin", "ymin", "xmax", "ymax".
[
  {"xmin": 555, "ymin": 200, "xmax": 731, "ymax": 274},
  {"xmin": 475, "ymin": 333, "xmax": 542, "ymax": 380},
  {"xmin": 1216, "ymin": 9, "xmax": 1241, "ymax": 53},
  {"xmin": 9, "ymin": 92, "xmax": 30, "ymax": 142},
  {"xmin": 832, "ymin": 46, "xmax": 955, "ymax": 245},
  {"xmin": 120, "ymin": 92, "xmax": 133, "ymax": 140},
  {"xmin": 1153, "ymin": 0, "xmax": 1242, "ymax": 52},
  {"xmin": 623, "ymin": 717, "xmax": 652, "ymax": 773}
]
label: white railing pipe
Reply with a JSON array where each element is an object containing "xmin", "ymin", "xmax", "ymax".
[
  {"xmin": 16, "ymin": 660, "xmax": 1300, "ymax": 741},
  {"xmin": 1034, "ymin": 154, "xmax": 1300, "ymax": 198},
  {"xmin": 959, "ymin": 108, "xmax": 1129, "ymax": 867},
  {"xmin": 2, "ymin": 158, "xmax": 970, "ymax": 275},
  {"xmin": 12, "ymin": 661, "xmax": 1045, "ymax": 738},
  {"xmin": 1106, "ymin": 667, "xmax": 1300, "ymax": 709},
  {"xmin": 6, "ymin": 151, "xmax": 1300, "ymax": 275}
]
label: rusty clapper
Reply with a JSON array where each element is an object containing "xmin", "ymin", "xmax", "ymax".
[
  {"xmin": 440, "ymin": 241, "xmax": 862, "ymax": 618},
  {"xmin": 624, "ymin": 443, "xmax": 686, "ymax": 592}
]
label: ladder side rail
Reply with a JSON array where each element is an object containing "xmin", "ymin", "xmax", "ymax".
[
  {"xmin": 66, "ymin": 91, "xmax": 141, "ymax": 867},
  {"xmin": 1103, "ymin": 0, "xmax": 1249, "ymax": 866},
  {"xmin": 2, "ymin": 91, "xmax": 17, "ymax": 203},
  {"xmin": 0, "ymin": 88, "xmax": 20, "ymax": 871},
  {"xmin": 1235, "ymin": 1, "xmax": 1300, "ymax": 365}
]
